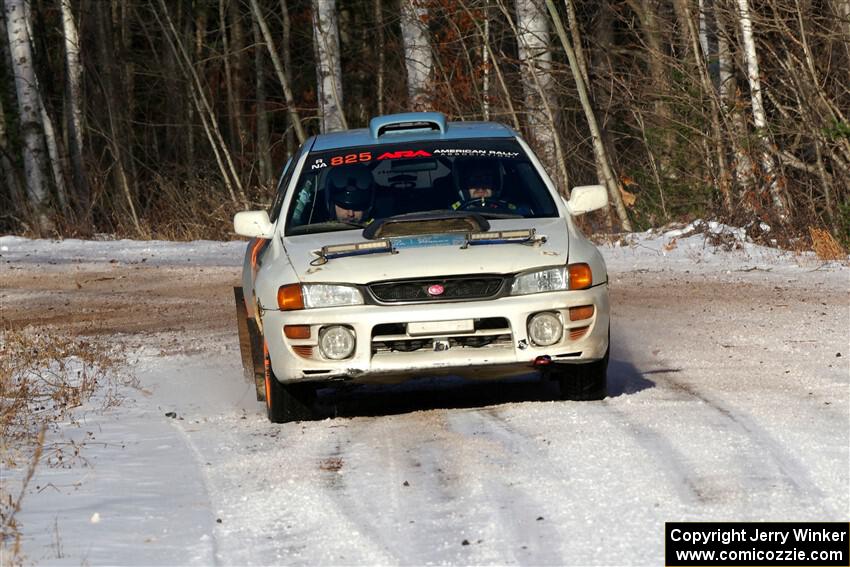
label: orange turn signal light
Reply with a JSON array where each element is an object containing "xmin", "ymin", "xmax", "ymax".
[
  {"xmin": 284, "ymin": 325, "xmax": 311, "ymax": 339},
  {"xmin": 569, "ymin": 305, "xmax": 595, "ymax": 321},
  {"xmin": 277, "ymin": 284, "xmax": 305, "ymax": 310},
  {"xmin": 568, "ymin": 263, "xmax": 592, "ymax": 290},
  {"xmin": 569, "ymin": 326, "xmax": 590, "ymax": 340}
]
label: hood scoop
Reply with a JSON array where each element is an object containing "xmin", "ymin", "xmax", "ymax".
[{"xmin": 362, "ymin": 211, "xmax": 489, "ymax": 239}]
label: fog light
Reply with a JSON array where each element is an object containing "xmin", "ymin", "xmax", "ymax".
[
  {"xmin": 528, "ymin": 312, "xmax": 563, "ymax": 346},
  {"xmin": 319, "ymin": 325, "xmax": 356, "ymax": 360}
]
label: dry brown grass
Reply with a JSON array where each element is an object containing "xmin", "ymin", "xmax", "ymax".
[
  {"xmin": 0, "ymin": 328, "xmax": 131, "ymax": 564},
  {"xmin": 809, "ymin": 226, "xmax": 846, "ymax": 261},
  {"xmin": 130, "ymin": 175, "xmax": 272, "ymax": 241}
]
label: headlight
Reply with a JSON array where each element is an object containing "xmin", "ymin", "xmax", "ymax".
[
  {"xmin": 319, "ymin": 325, "xmax": 356, "ymax": 359},
  {"xmin": 528, "ymin": 312, "xmax": 563, "ymax": 346},
  {"xmin": 302, "ymin": 284, "xmax": 363, "ymax": 308},
  {"xmin": 277, "ymin": 284, "xmax": 364, "ymax": 310},
  {"xmin": 510, "ymin": 267, "xmax": 568, "ymax": 295}
]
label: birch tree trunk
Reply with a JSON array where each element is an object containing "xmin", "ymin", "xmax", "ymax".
[
  {"xmin": 4, "ymin": 0, "xmax": 52, "ymax": 233},
  {"xmin": 20, "ymin": 0, "xmax": 71, "ymax": 217},
  {"xmin": 545, "ymin": 0, "xmax": 632, "ymax": 230},
  {"xmin": 312, "ymin": 0, "xmax": 347, "ymax": 132},
  {"xmin": 510, "ymin": 0, "xmax": 568, "ymax": 190},
  {"xmin": 60, "ymin": 0, "xmax": 87, "ymax": 212},
  {"xmin": 400, "ymin": 0, "xmax": 433, "ymax": 111},
  {"xmin": 716, "ymin": 3, "xmax": 754, "ymax": 195},
  {"xmin": 736, "ymin": 0, "xmax": 788, "ymax": 217}
]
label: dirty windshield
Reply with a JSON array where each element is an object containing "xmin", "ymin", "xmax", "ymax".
[{"xmin": 284, "ymin": 139, "xmax": 558, "ymax": 236}]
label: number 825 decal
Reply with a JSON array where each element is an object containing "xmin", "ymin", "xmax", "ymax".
[{"xmin": 330, "ymin": 152, "xmax": 372, "ymax": 166}]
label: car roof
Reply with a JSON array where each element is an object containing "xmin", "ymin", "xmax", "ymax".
[{"xmin": 310, "ymin": 116, "xmax": 518, "ymax": 152}]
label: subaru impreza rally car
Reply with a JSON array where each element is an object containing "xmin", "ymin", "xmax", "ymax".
[{"xmin": 234, "ymin": 112, "xmax": 611, "ymax": 423}]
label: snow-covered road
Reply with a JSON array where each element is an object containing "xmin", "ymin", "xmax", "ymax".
[{"xmin": 1, "ymin": 230, "xmax": 847, "ymax": 565}]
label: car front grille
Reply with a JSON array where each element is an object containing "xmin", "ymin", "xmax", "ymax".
[
  {"xmin": 368, "ymin": 275, "xmax": 506, "ymax": 303},
  {"xmin": 371, "ymin": 317, "xmax": 512, "ymax": 355}
]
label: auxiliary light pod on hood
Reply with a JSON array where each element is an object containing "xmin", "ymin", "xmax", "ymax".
[{"xmin": 310, "ymin": 227, "xmax": 546, "ymax": 265}]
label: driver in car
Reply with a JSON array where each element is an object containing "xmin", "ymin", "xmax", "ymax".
[
  {"xmin": 451, "ymin": 162, "xmax": 525, "ymax": 214},
  {"xmin": 326, "ymin": 164, "xmax": 375, "ymax": 224}
]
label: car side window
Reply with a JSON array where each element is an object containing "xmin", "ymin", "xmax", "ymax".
[{"xmin": 269, "ymin": 142, "xmax": 310, "ymax": 222}]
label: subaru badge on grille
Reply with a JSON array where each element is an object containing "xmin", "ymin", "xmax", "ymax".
[{"xmin": 427, "ymin": 284, "xmax": 445, "ymax": 296}]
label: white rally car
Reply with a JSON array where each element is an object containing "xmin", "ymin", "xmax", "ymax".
[{"xmin": 234, "ymin": 112, "xmax": 611, "ymax": 422}]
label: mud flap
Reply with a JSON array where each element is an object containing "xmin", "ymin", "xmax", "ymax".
[{"xmin": 234, "ymin": 286, "xmax": 266, "ymax": 401}]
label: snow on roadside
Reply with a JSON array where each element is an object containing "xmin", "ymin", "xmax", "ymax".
[
  {"xmin": 599, "ymin": 220, "xmax": 847, "ymax": 279},
  {"xmin": 0, "ymin": 236, "xmax": 245, "ymax": 268}
]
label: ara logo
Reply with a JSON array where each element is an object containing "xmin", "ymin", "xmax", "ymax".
[
  {"xmin": 426, "ymin": 284, "xmax": 445, "ymax": 296},
  {"xmin": 376, "ymin": 150, "xmax": 432, "ymax": 160}
]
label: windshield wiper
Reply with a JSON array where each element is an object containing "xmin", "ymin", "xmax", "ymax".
[{"xmin": 475, "ymin": 212, "xmax": 524, "ymax": 219}]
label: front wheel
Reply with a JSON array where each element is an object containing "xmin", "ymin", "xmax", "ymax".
[
  {"xmin": 554, "ymin": 347, "xmax": 609, "ymax": 401},
  {"xmin": 264, "ymin": 342, "xmax": 318, "ymax": 423}
]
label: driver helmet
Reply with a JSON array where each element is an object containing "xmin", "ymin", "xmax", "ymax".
[
  {"xmin": 458, "ymin": 161, "xmax": 501, "ymax": 201},
  {"xmin": 326, "ymin": 164, "xmax": 374, "ymax": 219}
]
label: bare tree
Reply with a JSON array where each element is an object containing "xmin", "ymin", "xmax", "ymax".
[
  {"xmin": 60, "ymin": 0, "xmax": 87, "ymax": 213},
  {"xmin": 400, "ymin": 0, "xmax": 433, "ymax": 111},
  {"xmin": 715, "ymin": 1, "xmax": 754, "ymax": 196},
  {"xmin": 546, "ymin": 0, "xmax": 632, "ymax": 230},
  {"xmin": 312, "ymin": 0, "xmax": 347, "ymax": 131},
  {"xmin": 252, "ymin": 16, "xmax": 272, "ymax": 184},
  {"xmin": 506, "ymin": 0, "xmax": 569, "ymax": 190},
  {"xmin": 252, "ymin": 0, "xmax": 306, "ymax": 145},
  {"xmin": 736, "ymin": 0, "xmax": 788, "ymax": 217},
  {"xmin": 4, "ymin": 0, "xmax": 51, "ymax": 232},
  {"xmin": 374, "ymin": 0, "xmax": 385, "ymax": 115},
  {"xmin": 154, "ymin": 0, "xmax": 247, "ymax": 208}
]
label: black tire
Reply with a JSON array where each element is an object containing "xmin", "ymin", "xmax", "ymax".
[
  {"xmin": 264, "ymin": 344, "xmax": 317, "ymax": 423},
  {"xmin": 555, "ymin": 347, "xmax": 609, "ymax": 401}
]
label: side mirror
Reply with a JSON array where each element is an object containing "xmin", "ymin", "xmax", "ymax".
[
  {"xmin": 234, "ymin": 210, "xmax": 275, "ymax": 239},
  {"xmin": 566, "ymin": 184, "xmax": 608, "ymax": 215}
]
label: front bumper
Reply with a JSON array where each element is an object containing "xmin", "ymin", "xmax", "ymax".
[{"xmin": 262, "ymin": 284, "xmax": 609, "ymax": 384}]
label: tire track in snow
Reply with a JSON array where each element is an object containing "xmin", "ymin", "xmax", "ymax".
[
  {"xmin": 656, "ymin": 375, "xmax": 832, "ymax": 511},
  {"xmin": 599, "ymin": 398, "xmax": 715, "ymax": 505},
  {"xmin": 311, "ymin": 407, "xmax": 565, "ymax": 564},
  {"xmin": 309, "ymin": 416, "xmax": 428, "ymax": 565},
  {"xmin": 442, "ymin": 408, "xmax": 568, "ymax": 565},
  {"xmin": 312, "ymin": 410, "xmax": 502, "ymax": 564}
]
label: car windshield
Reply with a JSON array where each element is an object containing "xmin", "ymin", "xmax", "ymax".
[{"xmin": 284, "ymin": 138, "xmax": 558, "ymax": 236}]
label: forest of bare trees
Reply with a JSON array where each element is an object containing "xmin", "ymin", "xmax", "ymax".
[{"xmin": 1, "ymin": 0, "xmax": 848, "ymax": 244}]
